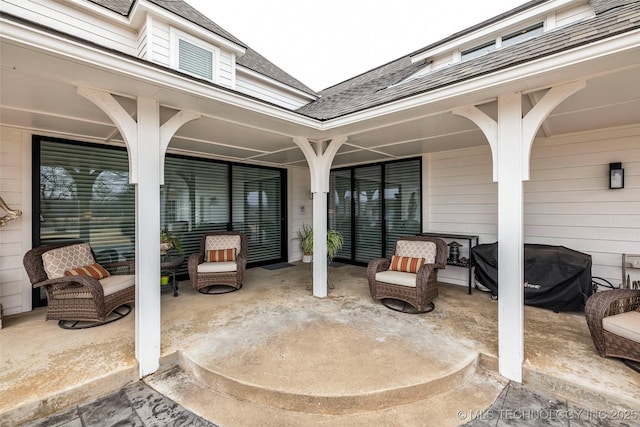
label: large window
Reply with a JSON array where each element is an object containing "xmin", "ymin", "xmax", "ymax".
[
  {"xmin": 329, "ymin": 158, "xmax": 422, "ymax": 264},
  {"xmin": 34, "ymin": 137, "xmax": 287, "ymax": 305}
]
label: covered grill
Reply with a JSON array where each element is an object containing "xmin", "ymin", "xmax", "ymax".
[{"xmin": 472, "ymin": 243, "xmax": 593, "ymax": 312}]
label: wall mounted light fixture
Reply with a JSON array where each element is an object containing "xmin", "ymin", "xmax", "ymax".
[{"xmin": 609, "ymin": 162, "xmax": 624, "ymax": 189}]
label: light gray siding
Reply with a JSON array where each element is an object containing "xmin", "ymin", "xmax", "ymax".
[{"xmin": 426, "ymin": 124, "xmax": 640, "ymax": 288}]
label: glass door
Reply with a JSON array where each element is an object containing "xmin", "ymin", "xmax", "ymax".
[{"xmin": 232, "ymin": 165, "xmax": 286, "ymax": 265}]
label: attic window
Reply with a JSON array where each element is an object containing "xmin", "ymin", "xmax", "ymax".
[
  {"xmin": 170, "ymin": 29, "xmax": 219, "ymax": 82},
  {"xmin": 461, "ymin": 41, "xmax": 496, "ymax": 61},
  {"xmin": 501, "ymin": 23, "xmax": 543, "ymax": 48},
  {"xmin": 460, "ymin": 21, "xmax": 544, "ymax": 62}
]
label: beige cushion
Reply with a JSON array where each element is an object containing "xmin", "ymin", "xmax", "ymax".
[
  {"xmin": 602, "ymin": 311, "xmax": 640, "ymax": 344},
  {"xmin": 375, "ymin": 270, "xmax": 417, "ymax": 287},
  {"xmin": 396, "ymin": 241, "xmax": 436, "ymax": 264},
  {"xmin": 205, "ymin": 235, "xmax": 241, "ymax": 252},
  {"xmin": 100, "ymin": 274, "xmax": 135, "ymax": 297},
  {"xmin": 198, "ymin": 261, "xmax": 237, "ymax": 273},
  {"xmin": 42, "ymin": 243, "xmax": 95, "ymax": 279}
]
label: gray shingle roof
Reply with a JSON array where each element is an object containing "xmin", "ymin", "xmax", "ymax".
[
  {"xmin": 296, "ymin": 0, "xmax": 640, "ymax": 120},
  {"xmin": 88, "ymin": 0, "xmax": 317, "ymax": 96}
]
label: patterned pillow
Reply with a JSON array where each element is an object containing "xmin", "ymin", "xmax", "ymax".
[
  {"xmin": 42, "ymin": 243, "xmax": 95, "ymax": 279},
  {"xmin": 206, "ymin": 248, "xmax": 237, "ymax": 262},
  {"xmin": 396, "ymin": 241, "xmax": 437, "ymax": 264},
  {"xmin": 65, "ymin": 263, "xmax": 111, "ymax": 280},
  {"xmin": 205, "ymin": 235, "xmax": 241, "ymax": 252},
  {"xmin": 389, "ymin": 255, "xmax": 424, "ymax": 273}
]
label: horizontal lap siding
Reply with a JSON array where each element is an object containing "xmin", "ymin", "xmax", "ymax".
[
  {"xmin": 219, "ymin": 51, "xmax": 234, "ymax": 88},
  {"xmin": 427, "ymin": 145, "xmax": 497, "ymax": 286},
  {"xmin": 525, "ymin": 125, "xmax": 640, "ymax": 287},
  {"xmin": 151, "ymin": 20, "xmax": 171, "ymax": 67},
  {"xmin": 3, "ymin": 0, "xmax": 137, "ymax": 54},
  {"xmin": 0, "ymin": 127, "xmax": 28, "ymax": 316},
  {"xmin": 427, "ymin": 125, "xmax": 640, "ymax": 288}
]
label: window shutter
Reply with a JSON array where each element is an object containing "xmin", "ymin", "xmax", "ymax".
[{"xmin": 178, "ymin": 38, "xmax": 213, "ymax": 80}]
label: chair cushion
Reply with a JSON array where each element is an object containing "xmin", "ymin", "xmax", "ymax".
[
  {"xmin": 42, "ymin": 243, "xmax": 95, "ymax": 279},
  {"xmin": 603, "ymin": 311, "xmax": 640, "ymax": 344},
  {"xmin": 100, "ymin": 274, "xmax": 135, "ymax": 297},
  {"xmin": 65, "ymin": 263, "xmax": 111, "ymax": 280},
  {"xmin": 389, "ymin": 255, "xmax": 424, "ymax": 273},
  {"xmin": 206, "ymin": 248, "xmax": 237, "ymax": 262},
  {"xmin": 375, "ymin": 270, "xmax": 417, "ymax": 288},
  {"xmin": 197, "ymin": 261, "xmax": 238, "ymax": 273},
  {"xmin": 396, "ymin": 241, "xmax": 436, "ymax": 264},
  {"xmin": 205, "ymin": 235, "xmax": 241, "ymax": 252}
]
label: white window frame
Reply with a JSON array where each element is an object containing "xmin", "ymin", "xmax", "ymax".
[{"xmin": 170, "ymin": 28, "xmax": 220, "ymax": 84}]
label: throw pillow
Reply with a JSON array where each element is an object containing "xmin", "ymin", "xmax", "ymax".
[
  {"xmin": 206, "ymin": 248, "xmax": 237, "ymax": 262},
  {"xmin": 389, "ymin": 255, "xmax": 424, "ymax": 273},
  {"xmin": 65, "ymin": 263, "xmax": 111, "ymax": 280}
]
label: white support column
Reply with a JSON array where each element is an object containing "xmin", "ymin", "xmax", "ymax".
[
  {"xmin": 293, "ymin": 136, "xmax": 347, "ymax": 298},
  {"xmin": 451, "ymin": 81, "xmax": 585, "ymax": 382},
  {"xmin": 496, "ymin": 92, "xmax": 525, "ymax": 382},
  {"xmin": 78, "ymin": 87, "xmax": 200, "ymax": 378},
  {"xmin": 135, "ymin": 97, "xmax": 162, "ymax": 377}
]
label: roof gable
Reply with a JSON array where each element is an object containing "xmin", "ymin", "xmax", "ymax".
[{"xmin": 87, "ymin": 0, "xmax": 316, "ymax": 96}]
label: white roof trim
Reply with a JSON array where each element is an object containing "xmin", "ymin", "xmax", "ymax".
[
  {"xmin": 325, "ymin": 29, "xmax": 640, "ymax": 130},
  {"xmin": 0, "ymin": 16, "xmax": 318, "ymax": 128},
  {"xmin": 63, "ymin": 0, "xmax": 246, "ymax": 56},
  {"xmin": 237, "ymin": 66, "xmax": 318, "ymax": 101},
  {"xmin": 411, "ymin": 0, "xmax": 586, "ymax": 64}
]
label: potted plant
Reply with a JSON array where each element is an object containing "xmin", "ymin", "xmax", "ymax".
[
  {"xmin": 160, "ymin": 226, "xmax": 183, "ymax": 256},
  {"xmin": 296, "ymin": 224, "xmax": 344, "ymax": 263},
  {"xmin": 296, "ymin": 224, "xmax": 314, "ymax": 263}
]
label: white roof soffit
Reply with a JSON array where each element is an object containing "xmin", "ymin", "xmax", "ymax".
[
  {"xmin": 1, "ymin": 12, "xmax": 638, "ymax": 138},
  {"xmin": 0, "ymin": 16, "xmax": 318, "ymax": 129},
  {"xmin": 321, "ymin": 29, "xmax": 640, "ymax": 132}
]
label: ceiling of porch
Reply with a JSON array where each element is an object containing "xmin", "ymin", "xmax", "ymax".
[{"xmin": 1, "ymin": 37, "xmax": 639, "ymax": 169}]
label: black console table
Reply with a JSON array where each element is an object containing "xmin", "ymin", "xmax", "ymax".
[{"xmin": 418, "ymin": 232, "xmax": 479, "ymax": 294}]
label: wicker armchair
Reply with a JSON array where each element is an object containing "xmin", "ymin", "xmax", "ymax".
[
  {"xmin": 188, "ymin": 231, "xmax": 247, "ymax": 294},
  {"xmin": 23, "ymin": 241, "xmax": 135, "ymax": 329},
  {"xmin": 367, "ymin": 236, "xmax": 447, "ymax": 313},
  {"xmin": 585, "ymin": 289, "xmax": 640, "ymax": 368}
]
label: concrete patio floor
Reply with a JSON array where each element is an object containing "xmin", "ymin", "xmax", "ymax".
[{"xmin": 1, "ymin": 263, "xmax": 638, "ymax": 426}]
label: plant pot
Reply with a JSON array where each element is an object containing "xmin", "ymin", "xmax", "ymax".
[
  {"xmin": 302, "ymin": 254, "xmax": 313, "ymax": 263},
  {"xmin": 160, "ymin": 276, "xmax": 170, "ymax": 285}
]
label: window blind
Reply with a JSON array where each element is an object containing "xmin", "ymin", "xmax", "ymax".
[
  {"xmin": 39, "ymin": 140, "xmax": 135, "ymax": 264},
  {"xmin": 385, "ymin": 159, "xmax": 421, "ymax": 256},
  {"xmin": 329, "ymin": 169, "xmax": 352, "ymax": 260},
  {"xmin": 329, "ymin": 158, "xmax": 422, "ymax": 264},
  {"xmin": 178, "ymin": 38, "xmax": 213, "ymax": 80},
  {"xmin": 354, "ymin": 165, "xmax": 383, "ymax": 263},
  {"xmin": 162, "ymin": 156, "xmax": 229, "ymax": 266},
  {"xmin": 231, "ymin": 165, "xmax": 283, "ymax": 263}
]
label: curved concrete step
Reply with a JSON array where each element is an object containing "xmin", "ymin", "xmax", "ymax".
[
  {"xmin": 146, "ymin": 364, "xmax": 507, "ymax": 426},
  {"xmin": 174, "ymin": 319, "xmax": 486, "ymax": 415}
]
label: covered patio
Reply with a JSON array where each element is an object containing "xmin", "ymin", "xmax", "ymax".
[
  {"xmin": 1, "ymin": 1, "xmax": 640, "ymax": 425},
  {"xmin": 1, "ymin": 264, "xmax": 638, "ymax": 425}
]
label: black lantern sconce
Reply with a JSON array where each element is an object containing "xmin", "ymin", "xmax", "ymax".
[
  {"xmin": 609, "ymin": 162, "xmax": 624, "ymax": 189},
  {"xmin": 447, "ymin": 241, "xmax": 462, "ymax": 264}
]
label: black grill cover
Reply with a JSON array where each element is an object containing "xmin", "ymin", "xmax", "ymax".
[{"xmin": 471, "ymin": 243, "xmax": 593, "ymax": 312}]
